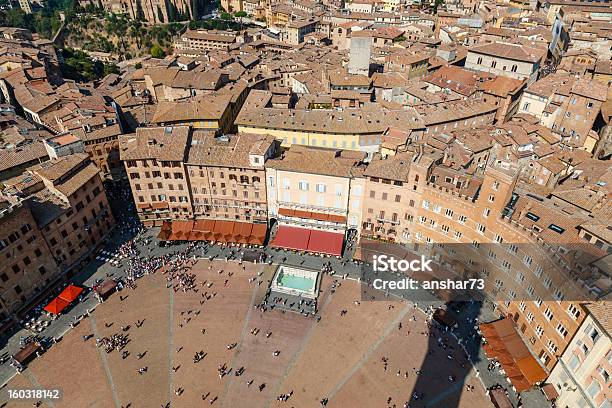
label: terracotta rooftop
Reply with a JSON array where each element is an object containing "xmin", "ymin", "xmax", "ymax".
[
  {"xmin": 71, "ymin": 123, "xmax": 123, "ymax": 142},
  {"xmin": 180, "ymin": 29, "xmax": 237, "ymax": 43},
  {"xmin": 364, "ymin": 151, "xmax": 414, "ymax": 181},
  {"xmin": 327, "ymin": 69, "xmax": 372, "ymax": 87},
  {"xmin": 0, "ymin": 141, "xmax": 49, "ymax": 172},
  {"xmin": 511, "ymin": 195, "xmax": 591, "ymax": 243},
  {"xmin": 119, "ymin": 126, "xmax": 190, "ymax": 162},
  {"xmin": 31, "ymin": 153, "xmax": 88, "ymax": 182},
  {"xmin": 423, "ymin": 65, "xmax": 493, "ymax": 97},
  {"xmin": 46, "ymin": 133, "xmax": 80, "ymax": 147},
  {"xmin": 186, "ymin": 131, "xmax": 275, "ymax": 168},
  {"xmin": 152, "ymin": 94, "xmax": 232, "ymax": 124},
  {"xmin": 481, "ymin": 75, "xmax": 525, "ymax": 97},
  {"xmin": 585, "ymin": 302, "xmax": 612, "ymax": 336},
  {"xmin": 416, "ymin": 99, "xmax": 497, "ymax": 126},
  {"xmin": 237, "ymin": 107, "xmax": 424, "ymax": 134},
  {"xmin": 266, "ymin": 145, "xmax": 365, "ymax": 177},
  {"xmin": 468, "ymin": 41, "xmax": 545, "ymax": 63}
]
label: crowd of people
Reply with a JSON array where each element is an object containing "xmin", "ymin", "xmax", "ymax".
[
  {"xmin": 96, "ymin": 332, "xmax": 129, "ymax": 354},
  {"xmin": 1, "ymin": 184, "xmax": 511, "ymax": 408}
]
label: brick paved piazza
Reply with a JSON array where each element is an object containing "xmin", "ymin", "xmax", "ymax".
[{"xmin": 1, "ymin": 259, "xmax": 490, "ymax": 408}]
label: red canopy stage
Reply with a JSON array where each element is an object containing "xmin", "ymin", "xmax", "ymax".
[
  {"xmin": 271, "ymin": 225, "xmax": 344, "ymax": 256},
  {"xmin": 44, "ymin": 297, "xmax": 70, "ymax": 315},
  {"xmin": 58, "ymin": 284, "xmax": 83, "ymax": 303}
]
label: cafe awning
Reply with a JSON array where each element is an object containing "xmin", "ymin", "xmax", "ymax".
[
  {"xmin": 480, "ymin": 318, "xmax": 547, "ymax": 392},
  {"xmin": 249, "ymin": 223, "xmax": 267, "ymax": 245},
  {"xmin": 193, "ymin": 219, "xmax": 215, "ymax": 232},
  {"xmin": 278, "ymin": 208, "xmax": 296, "ymax": 217},
  {"xmin": 58, "ymin": 284, "xmax": 83, "ymax": 303},
  {"xmin": 215, "ymin": 220, "xmax": 235, "ymax": 241},
  {"xmin": 307, "ymin": 229, "xmax": 344, "ymax": 256},
  {"xmin": 162, "ymin": 220, "xmax": 268, "ymax": 244},
  {"xmin": 158, "ymin": 221, "xmax": 172, "ymax": 240},
  {"xmin": 278, "ymin": 208, "xmax": 347, "ymax": 224},
  {"xmin": 151, "ymin": 202, "xmax": 168, "ymax": 209},
  {"xmin": 167, "ymin": 220, "xmax": 194, "ymax": 240},
  {"xmin": 44, "ymin": 297, "xmax": 70, "ymax": 315},
  {"xmin": 272, "ymin": 226, "xmax": 344, "ymax": 256},
  {"xmin": 271, "ymin": 225, "xmax": 310, "ymax": 251},
  {"xmin": 189, "ymin": 219, "xmax": 215, "ymax": 240},
  {"xmin": 236, "ymin": 221, "xmax": 253, "ymax": 237}
]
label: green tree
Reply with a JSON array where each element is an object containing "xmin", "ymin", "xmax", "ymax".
[
  {"xmin": 60, "ymin": 47, "xmax": 106, "ymax": 82},
  {"xmin": 4, "ymin": 9, "xmax": 28, "ymax": 29},
  {"xmin": 220, "ymin": 12, "xmax": 232, "ymax": 20},
  {"xmin": 103, "ymin": 62, "xmax": 119, "ymax": 75},
  {"xmin": 150, "ymin": 44, "xmax": 165, "ymax": 58},
  {"xmin": 234, "ymin": 10, "xmax": 246, "ymax": 29}
]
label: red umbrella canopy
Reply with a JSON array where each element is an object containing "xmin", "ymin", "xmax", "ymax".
[
  {"xmin": 44, "ymin": 297, "xmax": 70, "ymax": 315},
  {"xmin": 58, "ymin": 284, "xmax": 83, "ymax": 303}
]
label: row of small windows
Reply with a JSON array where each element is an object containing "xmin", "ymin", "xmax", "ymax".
[
  {"xmin": 475, "ymin": 57, "xmax": 518, "ymax": 72},
  {"xmin": 0, "ymin": 224, "xmax": 33, "ymax": 251}
]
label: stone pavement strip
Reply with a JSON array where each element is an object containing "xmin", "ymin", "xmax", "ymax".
[
  {"xmin": 220, "ymin": 274, "xmax": 261, "ymax": 408},
  {"xmin": 263, "ymin": 288, "xmax": 337, "ymax": 408},
  {"xmin": 325, "ymin": 303, "xmax": 413, "ymax": 401},
  {"xmin": 88, "ymin": 315, "xmax": 121, "ymax": 408},
  {"xmin": 21, "ymin": 370, "xmax": 56, "ymax": 408},
  {"xmin": 167, "ymin": 286, "xmax": 175, "ymax": 406}
]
